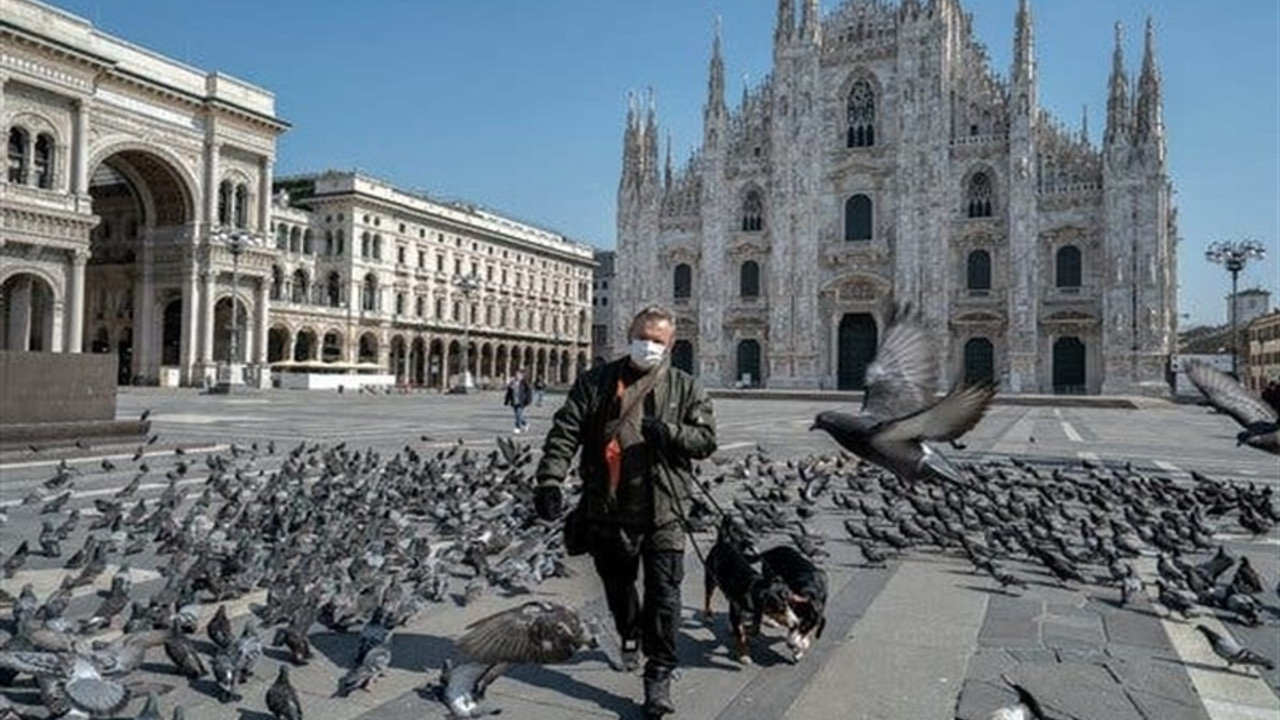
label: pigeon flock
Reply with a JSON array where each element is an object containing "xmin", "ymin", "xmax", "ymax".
[{"xmin": 0, "ymin": 310, "xmax": 1276, "ymax": 719}]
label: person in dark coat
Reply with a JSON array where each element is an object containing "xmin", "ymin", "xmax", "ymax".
[
  {"xmin": 534, "ymin": 305, "xmax": 717, "ymax": 718},
  {"xmin": 503, "ymin": 369, "xmax": 533, "ymax": 434}
]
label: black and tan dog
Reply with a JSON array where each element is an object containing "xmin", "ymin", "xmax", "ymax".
[
  {"xmin": 759, "ymin": 544, "xmax": 828, "ymax": 661},
  {"xmin": 702, "ymin": 516, "xmax": 796, "ymax": 664}
]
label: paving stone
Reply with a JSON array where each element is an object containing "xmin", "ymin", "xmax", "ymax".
[
  {"xmin": 1006, "ymin": 648, "xmax": 1058, "ymax": 664},
  {"xmin": 954, "ymin": 679, "xmax": 1019, "ymax": 720},
  {"xmin": 1007, "ymin": 662, "xmax": 1145, "ymax": 720},
  {"xmin": 978, "ymin": 594, "xmax": 1042, "ymax": 647},
  {"xmin": 1042, "ymin": 613, "xmax": 1106, "ymax": 650},
  {"xmin": 964, "ymin": 648, "xmax": 1019, "ymax": 682}
]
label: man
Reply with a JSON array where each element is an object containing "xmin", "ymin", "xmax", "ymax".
[
  {"xmin": 503, "ymin": 369, "xmax": 533, "ymax": 434},
  {"xmin": 534, "ymin": 305, "xmax": 717, "ymax": 718}
]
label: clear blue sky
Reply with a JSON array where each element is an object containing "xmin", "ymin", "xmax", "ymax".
[{"xmin": 52, "ymin": 0, "xmax": 1279, "ymax": 328}]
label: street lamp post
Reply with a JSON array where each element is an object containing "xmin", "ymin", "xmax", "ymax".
[
  {"xmin": 210, "ymin": 227, "xmax": 259, "ymax": 391},
  {"xmin": 1205, "ymin": 239, "xmax": 1266, "ymax": 378},
  {"xmin": 453, "ymin": 272, "xmax": 481, "ymax": 392}
]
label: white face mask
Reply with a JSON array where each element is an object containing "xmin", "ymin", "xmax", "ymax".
[{"xmin": 629, "ymin": 339, "xmax": 666, "ymax": 371}]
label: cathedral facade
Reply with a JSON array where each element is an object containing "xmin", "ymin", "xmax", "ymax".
[{"xmin": 614, "ymin": 0, "xmax": 1177, "ymax": 395}]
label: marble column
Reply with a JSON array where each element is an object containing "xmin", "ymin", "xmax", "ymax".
[
  {"xmin": 66, "ymin": 251, "xmax": 87, "ymax": 352},
  {"xmin": 200, "ymin": 271, "xmax": 214, "ymax": 363},
  {"xmin": 204, "ymin": 141, "xmax": 221, "ymax": 227},
  {"xmin": 255, "ymin": 278, "xmax": 269, "ymax": 364},
  {"xmin": 8, "ymin": 276, "xmax": 32, "ymax": 351},
  {"xmin": 258, "ymin": 157, "xmax": 273, "ymax": 233},
  {"xmin": 73, "ymin": 101, "xmax": 90, "ymax": 199}
]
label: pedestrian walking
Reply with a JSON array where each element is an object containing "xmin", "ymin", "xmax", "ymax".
[
  {"xmin": 503, "ymin": 369, "xmax": 533, "ymax": 434},
  {"xmin": 534, "ymin": 377, "xmax": 547, "ymax": 407},
  {"xmin": 533, "ymin": 305, "xmax": 717, "ymax": 718}
]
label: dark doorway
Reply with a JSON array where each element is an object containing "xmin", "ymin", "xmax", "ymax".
[
  {"xmin": 1052, "ymin": 337, "xmax": 1086, "ymax": 394},
  {"xmin": 161, "ymin": 299, "xmax": 182, "ymax": 366},
  {"xmin": 116, "ymin": 328, "xmax": 133, "ymax": 385},
  {"xmin": 736, "ymin": 339, "xmax": 761, "ymax": 387},
  {"xmin": 671, "ymin": 339, "xmax": 695, "ymax": 375},
  {"xmin": 962, "ymin": 337, "xmax": 995, "ymax": 385},
  {"xmin": 837, "ymin": 313, "xmax": 877, "ymax": 390}
]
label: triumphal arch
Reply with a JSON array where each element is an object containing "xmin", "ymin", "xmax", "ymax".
[{"xmin": 1, "ymin": 0, "xmax": 287, "ymax": 385}]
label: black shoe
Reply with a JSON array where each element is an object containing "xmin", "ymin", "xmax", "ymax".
[
  {"xmin": 644, "ymin": 674, "xmax": 675, "ymax": 717},
  {"xmin": 620, "ymin": 639, "xmax": 641, "ymax": 673}
]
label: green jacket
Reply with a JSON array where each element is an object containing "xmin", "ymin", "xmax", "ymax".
[{"xmin": 536, "ymin": 357, "xmax": 717, "ymax": 533}]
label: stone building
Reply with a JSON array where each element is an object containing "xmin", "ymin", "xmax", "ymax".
[
  {"xmin": 1244, "ymin": 310, "xmax": 1280, "ymax": 394},
  {"xmin": 1, "ymin": 0, "xmax": 286, "ymax": 385},
  {"xmin": 590, "ymin": 249, "xmax": 615, "ymax": 364},
  {"xmin": 266, "ymin": 172, "xmax": 595, "ymax": 389},
  {"xmin": 1229, "ymin": 288, "xmax": 1272, "ymax": 329},
  {"xmin": 614, "ymin": 0, "xmax": 1177, "ymax": 395},
  {"xmin": 1, "ymin": 1, "xmax": 594, "ymax": 389}
]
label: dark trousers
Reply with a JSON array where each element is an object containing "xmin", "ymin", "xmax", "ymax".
[{"xmin": 592, "ymin": 534, "xmax": 684, "ymax": 678}]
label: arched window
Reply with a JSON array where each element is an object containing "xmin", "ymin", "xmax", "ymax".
[
  {"xmin": 741, "ymin": 190, "xmax": 764, "ymax": 232},
  {"xmin": 233, "ymin": 184, "xmax": 248, "ymax": 229},
  {"xmin": 324, "ymin": 230, "xmax": 335, "ymax": 256},
  {"xmin": 1056, "ymin": 245, "xmax": 1082, "ymax": 290},
  {"xmin": 361, "ymin": 232, "xmax": 371, "ymax": 258},
  {"xmin": 415, "ymin": 295, "xmax": 425, "ymax": 317},
  {"xmin": 844, "ymin": 194, "xmax": 873, "ymax": 241},
  {"xmin": 7, "ymin": 127, "xmax": 28, "ymax": 184},
  {"xmin": 217, "ymin": 180, "xmax": 233, "ymax": 226},
  {"xmin": 966, "ymin": 250, "xmax": 991, "ymax": 293},
  {"xmin": 335, "ymin": 229, "xmax": 344, "ymax": 256},
  {"xmin": 966, "ymin": 171, "xmax": 993, "ymax": 218},
  {"xmin": 963, "ymin": 337, "xmax": 995, "ymax": 385},
  {"xmin": 303, "ymin": 229, "xmax": 314, "ymax": 255},
  {"xmin": 740, "ymin": 260, "xmax": 761, "ymax": 298},
  {"xmin": 327, "ymin": 272, "xmax": 342, "ymax": 307},
  {"xmin": 846, "ymin": 78, "xmax": 876, "ymax": 148},
  {"xmin": 292, "ymin": 269, "xmax": 309, "ymax": 304},
  {"xmin": 395, "ymin": 292, "xmax": 405, "ymax": 315},
  {"xmin": 363, "ymin": 274, "xmax": 379, "ymax": 311},
  {"xmin": 673, "ymin": 263, "xmax": 693, "ymax": 299},
  {"xmin": 373, "ymin": 235, "xmax": 383, "ymax": 260},
  {"xmin": 270, "ymin": 266, "xmax": 284, "ymax": 301},
  {"xmin": 276, "ymin": 224, "xmax": 289, "ymax": 250},
  {"xmin": 33, "ymin": 133, "xmax": 53, "ymax": 189},
  {"xmin": 289, "ymin": 227, "xmax": 302, "ymax": 254}
]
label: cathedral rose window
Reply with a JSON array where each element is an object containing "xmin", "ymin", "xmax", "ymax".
[{"xmin": 846, "ymin": 79, "xmax": 876, "ymax": 148}]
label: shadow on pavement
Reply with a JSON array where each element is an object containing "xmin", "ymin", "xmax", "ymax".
[{"xmin": 507, "ymin": 664, "xmax": 639, "ymax": 718}]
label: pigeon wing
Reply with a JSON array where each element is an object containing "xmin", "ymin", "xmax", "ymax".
[
  {"xmin": 0, "ymin": 649, "xmax": 66, "ymax": 677},
  {"xmin": 65, "ymin": 675, "xmax": 131, "ymax": 715},
  {"xmin": 875, "ymin": 383, "xmax": 995, "ymax": 443},
  {"xmin": 1186, "ymin": 362, "xmax": 1278, "ymax": 428},
  {"xmin": 860, "ymin": 304, "xmax": 937, "ymax": 422},
  {"xmin": 457, "ymin": 601, "xmax": 581, "ymax": 665}
]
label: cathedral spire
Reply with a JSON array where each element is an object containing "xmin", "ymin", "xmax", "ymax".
[
  {"xmin": 663, "ymin": 132, "xmax": 673, "ymax": 190},
  {"xmin": 1081, "ymin": 104, "xmax": 1089, "ymax": 144},
  {"xmin": 1012, "ymin": 0, "xmax": 1034, "ymax": 85},
  {"xmin": 644, "ymin": 87, "xmax": 659, "ymax": 183},
  {"xmin": 1133, "ymin": 16, "xmax": 1163, "ymax": 147},
  {"xmin": 1104, "ymin": 23, "xmax": 1130, "ymax": 147},
  {"xmin": 799, "ymin": 0, "xmax": 819, "ymax": 44},
  {"xmin": 775, "ymin": 0, "xmax": 795, "ymax": 47},
  {"xmin": 706, "ymin": 16, "xmax": 726, "ymax": 117},
  {"xmin": 620, "ymin": 91, "xmax": 639, "ymax": 187}
]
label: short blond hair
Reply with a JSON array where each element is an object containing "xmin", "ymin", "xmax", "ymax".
[{"xmin": 629, "ymin": 304, "xmax": 676, "ymax": 336}]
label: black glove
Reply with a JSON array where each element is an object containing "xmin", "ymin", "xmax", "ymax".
[
  {"xmin": 641, "ymin": 417, "xmax": 671, "ymax": 449},
  {"xmin": 533, "ymin": 484, "xmax": 563, "ymax": 521}
]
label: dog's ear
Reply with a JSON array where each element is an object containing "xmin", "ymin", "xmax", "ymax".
[{"xmin": 787, "ymin": 591, "xmax": 810, "ymax": 605}]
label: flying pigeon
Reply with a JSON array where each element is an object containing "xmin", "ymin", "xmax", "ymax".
[
  {"xmin": 811, "ymin": 303, "xmax": 995, "ymax": 483},
  {"xmin": 437, "ymin": 601, "xmax": 600, "ymax": 718},
  {"xmin": 1185, "ymin": 362, "xmax": 1279, "ymax": 454}
]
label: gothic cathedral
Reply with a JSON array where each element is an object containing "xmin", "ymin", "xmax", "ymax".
[{"xmin": 613, "ymin": 0, "xmax": 1176, "ymax": 395}]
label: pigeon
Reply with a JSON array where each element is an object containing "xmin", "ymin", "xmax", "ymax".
[
  {"xmin": 438, "ymin": 601, "xmax": 600, "ymax": 718},
  {"xmin": 1185, "ymin": 362, "xmax": 1279, "ymax": 455},
  {"xmin": 207, "ymin": 604, "xmax": 233, "ymax": 650},
  {"xmin": 1195, "ymin": 625, "xmax": 1275, "ymax": 672},
  {"xmin": 811, "ymin": 303, "xmax": 995, "ymax": 483},
  {"xmin": 266, "ymin": 664, "xmax": 303, "ymax": 720},
  {"xmin": 989, "ymin": 682, "xmax": 1047, "ymax": 720}
]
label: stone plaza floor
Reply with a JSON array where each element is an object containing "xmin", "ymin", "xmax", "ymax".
[{"xmin": 1, "ymin": 387, "xmax": 1277, "ymax": 719}]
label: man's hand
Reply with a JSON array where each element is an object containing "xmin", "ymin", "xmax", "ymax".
[
  {"xmin": 533, "ymin": 484, "xmax": 563, "ymax": 521},
  {"xmin": 641, "ymin": 417, "xmax": 671, "ymax": 449}
]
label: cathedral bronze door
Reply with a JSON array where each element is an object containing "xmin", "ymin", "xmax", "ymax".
[
  {"xmin": 963, "ymin": 337, "xmax": 995, "ymax": 385},
  {"xmin": 736, "ymin": 339, "xmax": 761, "ymax": 387},
  {"xmin": 837, "ymin": 313, "xmax": 877, "ymax": 390},
  {"xmin": 1052, "ymin": 337, "xmax": 1086, "ymax": 394},
  {"xmin": 672, "ymin": 339, "xmax": 695, "ymax": 375}
]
